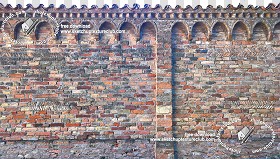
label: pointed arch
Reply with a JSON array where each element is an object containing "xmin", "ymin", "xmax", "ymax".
[
  {"xmin": 77, "ymin": 21, "xmax": 94, "ymax": 43},
  {"xmin": 140, "ymin": 21, "xmax": 156, "ymax": 43},
  {"xmin": 252, "ymin": 22, "xmax": 269, "ymax": 41},
  {"xmin": 99, "ymin": 21, "xmax": 116, "ymax": 44},
  {"xmin": 171, "ymin": 22, "xmax": 189, "ymax": 45},
  {"xmin": 119, "ymin": 22, "xmax": 137, "ymax": 45},
  {"xmin": 273, "ymin": 22, "xmax": 280, "ymax": 41},
  {"xmin": 35, "ymin": 21, "xmax": 54, "ymax": 41},
  {"xmin": 14, "ymin": 21, "xmax": 33, "ymax": 43},
  {"xmin": 211, "ymin": 22, "xmax": 229, "ymax": 41},
  {"xmin": 191, "ymin": 22, "xmax": 208, "ymax": 42},
  {"xmin": 232, "ymin": 21, "xmax": 249, "ymax": 40}
]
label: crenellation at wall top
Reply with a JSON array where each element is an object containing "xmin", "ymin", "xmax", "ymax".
[
  {"xmin": 1, "ymin": 3, "xmax": 280, "ymax": 23},
  {"xmin": 1, "ymin": 3, "xmax": 280, "ymax": 45},
  {"xmin": 1, "ymin": 3, "xmax": 280, "ymax": 13}
]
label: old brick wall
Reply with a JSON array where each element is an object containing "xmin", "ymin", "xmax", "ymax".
[{"xmin": 0, "ymin": 3, "xmax": 279, "ymax": 159}]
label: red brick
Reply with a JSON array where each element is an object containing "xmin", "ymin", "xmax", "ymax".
[
  {"xmin": 66, "ymin": 123, "xmax": 81, "ymax": 127},
  {"xmin": 157, "ymin": 119, "xmax": 172, "ymax": 127},
  {"xmin": 111, "ymin": 127, "xmax": 126, "ymax": 130},
  {"xmin": 189, "ymin": 89, "xmax": 204, "ymax": 93},
  {"xmin": 190, "ymin": 114, "xmax": 199, "ymax": 118},
  {"xmin": 37, "ymin": 111, "xmax": 47, "ymax": 114},
  {"xmin": 131, "ymin": 110, "xmax": 144, "ymax": 114},
  {"xmin": 35, "ymin": 132, "xmax": 51, "ymax": 136},
  {"xmin": 32, "ymin": 82, "xmax": 49, "ymax": 85},
  {"xmin": 148, "ymin": 73, "xmax": 156, "ymax": 77},
  {"xmin": 125, "ymin": 105, "xmax": 136, "ymax": 110},
  {"xmin": 201, "ymin": 114, "xmax": 211, "ymax": 117},
  {"xmin": 225, "ymin": 97, "xmax": 239, "ymax": 101},
  {"xmin": 0, "ymin": 86, "xmax": 8, "ymax": 89},
  {"xmin": 77, "ymin": 86, "xmax": 91, "ymax": 89},
  {"xmin": 11, "ymin": 132, "xmax": 25, "ymax": 136},
  {"xmin": 5, "ymin": 136, "xmax": 22, "ymax": 141},
  {"xmin": 113, "ymin": 122, "xmax": 120, "ymax": 127},
  {"xmin": 46, "ymin": 86, "xmax": 58, "ymax": 89},
  {"xmin": 146, "ymin": 101, "xmax": 154, "ymax": 105},
  {"xmin": 242, "ymin": 121, "xmax": 253, "ymax": 126},
  {"xmin": 50, "ymin": 123, "xmax": 64, "ymax": 127},
  {"xmin": 198, "ymin": 57, "xmax": 206, "ymax": 61},
  {"xmin": 234, "ymin": 109, "xmax": 242, "ymax": 113},
  {"xmin": 211, "ymin": 94, "xmax": 222, "ymax": 97},
  {"xmin": 269, "ymin": 96, "xmax": 279, "ymax": 101},
  {"xmin": 35, "ymin": 94, "xmax": 58, "ymax": 98},
  {"xmin": 100, "ymin": 114, "xmax": 114, "ymax": 117},
  {"xmin": 134, "ymin": 94, "xmax": 146, "ymax": 97},
  {"xmin": 14, "ymin": 94, "xmax": 24, "ymax": 98},
  {"xmin": 118, "ymin": 89, "xmax": 126, "ymax": 93},
  {"xmin": 26, "ymin": 119, "xmax": 36, "ymax": 123},
  {"xmin": 248, "ymin": 68, "xmax": 263, "ymax": 72},
  {"xmin": 29, "ymin": 115, "xmax": 42, "ymax": 119},
  {"xmin": 13, "ymin": 115, "xmax": 26, "ymax": 119},
  {"xmin": 158, "ymin": 65, "xmax": 172, "ymax": 69},
  {"xmin": 158, "ymin": 82, "xmax": 172, "ymax": 89},
  {"xmin": 76, "ymin": 114, "xmax": 91, "ymax": 118},
  {"xmin": 0, "ymin": 132, "xmax": 10, "ymax": 137},
  {"xmin": 136, "ymin": 131, "xmax": 150, "ymax": 135},
  {"xmin": 115, "ymin": 136, "xmax": 130, "ymax": 139},
  {"xmin": 9, "ymin": 73, "xmax": 24, "ymax": 78},
  {"xmin": 20, "ymin": 98, "xmax": 32, "ymax": 102},
  {"xmin": 183, "ymin": 85, "xmax": 196, "ymax": 90},
  {"xmin": 81, "ymin": 53, "xmax": 92, "ymax": 57},
  {"xmin": 138, "ymin": 126, "xmax": 144, "ymax": 130}
]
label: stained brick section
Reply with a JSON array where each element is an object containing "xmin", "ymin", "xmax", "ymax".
[
  {"xmin": 0, "ymin": 3, "xmax": 279, "ymax": 159},
  {"xmin": 0, "ymin": 24, "xmax": 157, "ymax": 144}
]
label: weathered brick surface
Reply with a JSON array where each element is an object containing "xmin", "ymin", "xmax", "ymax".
[
  {"xmin": 176, "ymin": 139, "xmax": 280, "ymax": 159},
  {"xmin": 0, "ymin": 140, "xmax": 154, "ymax": 159},
  {"xmin": 0, "ymin": 3, "xmax": 279, "ymax": 159}
]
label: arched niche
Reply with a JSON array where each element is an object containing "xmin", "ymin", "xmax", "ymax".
[
  {"xmin": 140, "ymin": 22, "xmax": 156, "ymax": 43},
  {"xmin": 191, "ymin": 22, "xmax": 208, "ymax": 42},
  {"xmin": 171, "ymin": 22, "xmax": 188, "ymax": 45},
  {"xmin": 273, "ymin": 22, "xmax": 280, "ymax": 41},
  {"xmin": 211, "ymin": 22, "xmax": 228, "ymax": 41},
  {"xmin": 252, "ymin": 22, "xmax": 269, "ymax": 41},
  {"xmin": 99, "ymin": 21, "xmax": 116, "ymax": 44},
  {"xmin": 77, "ymin": 21, "xmax": 94, "ymax": 44},
  {"xmin": 35, "ymin": 21, "xmax": 54, "ymax": 43},
  {"xmin": 119, "ymin": 22, "xmax": 137, "ymax": 45},
  {"xmin": 14, "ymin": 21, "xmax": 33, "ymax": 44},
  {"xmin": 232, "ymin": 21, "xmax": 248, "ymax": 41}
]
